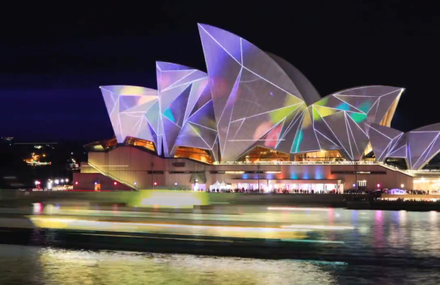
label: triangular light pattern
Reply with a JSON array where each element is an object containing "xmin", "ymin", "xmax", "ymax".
[
  {"xmin": 100, "ymin": 24, "xmax": 410, "ymax": 166},
  {"xmin": 198, "ymin": 23, "xmax": 308, "ymax": 161},
  {"xmin": 156, "ymin": 61, "xmax": 214, "ymax": 157},
  {"xmin": 100, "ymin": 85, "xmax": 160, "ymax": 150}
]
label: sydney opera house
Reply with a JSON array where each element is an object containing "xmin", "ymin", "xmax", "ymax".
[{"xmin": 74, "ymin": 24, "xmax": 440, "ymax": 193}]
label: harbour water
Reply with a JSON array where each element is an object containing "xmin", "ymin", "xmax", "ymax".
[{"xmin": 1, "ymin": 209, "xmax": 440, "ymax": 284}]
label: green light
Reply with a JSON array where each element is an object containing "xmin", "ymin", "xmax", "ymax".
[
  {"xmin": 281, "ymin": 239, "xmax": 344, "ymax": 244},
  {"xmin": 312, "ymin": 107, "xmax": 322, "ymax": 121},
  {"xmin": 350, "ymin": 112, "xmax": 367, "ymax": 123},
  {"xmin": 270, "ymin": 104, "xmax": 300, "ymax": 124},
  {"xmin": 314, "ymin": 97, "xmax": 329, "ymax": 106}
]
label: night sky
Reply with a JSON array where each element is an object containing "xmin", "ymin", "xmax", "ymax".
[{"xmin": 0, "ymin": 1, "xmax": 439, "ymax": 142}]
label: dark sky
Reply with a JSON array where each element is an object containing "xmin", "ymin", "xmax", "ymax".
[{"xmin": 0, "ymin": 1, "xmax": 439, "ymax": 142}]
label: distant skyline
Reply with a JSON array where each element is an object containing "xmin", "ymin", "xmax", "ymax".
[{"xmin": 0, "ymin": 1, "xmax": 438, "ymax": 142}]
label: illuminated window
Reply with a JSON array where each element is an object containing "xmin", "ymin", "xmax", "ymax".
[
  {"xmin": 294, "ymin": 150, "xmax": 344, "ymax": 162},
  {"xmin": 239, "ymin": 146, "xmax": 289, "ymax": 162},
  {"xmin": 174, "ymin": 146, "xmax": 213, "ymax": 164},
  {"xmin": 126, "ymin": 137, "xmax": 156, "ymax": 152}
]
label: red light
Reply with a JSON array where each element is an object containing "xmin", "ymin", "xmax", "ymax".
[
  {"xmin": 377, "ymin": 184, "xmax": 381, "ymax": 188},
  {"xmin": 114, "ymin": 181, "xmax": 117, "ymax": 185},
  {"xmin": 74, "ymin": 181, "xmax": 78, "ymax": 185},
  {"xmin": 154, "ymin": 182, "xmax": 157, "ymax": 186}
]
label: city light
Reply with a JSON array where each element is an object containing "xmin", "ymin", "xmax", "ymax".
[
  {"xmin": 34, "ymin": 180, "xmax": 41, "ymax": 185},
  {"xmin": 377, "ymin": 183, "xmax": 381, "ymax": 188},
  {"xmin": 175, "ymin": 182, "xmax": 178, "ymax": 186},
  {"xmin": 54, "ymin": 179, "xmax": 59, "ymax": 184},
  {"xmin": 74, "ymin": 181, "xmax": 78, "ymax": 185},
  {"xmin": 94, "ymin": 182, "xmax": 98, "ymax": 185},
  {"xmin": 268, "ymin": 207, "xmax": 330, "ymax": 212},
  {"xmin": 154, "ymin": 182, "xmax": 157, "ymax": 186},
  {"xmin": 401, "ymin": 184, "xmax": 404, "ymax": 188},
  {"xmin": 113, "ymin": 181, "xmax": 117, "ymax": 185},
  {"xmin": 134, "ymin": 182, "xmax": 137, "ymax": 185}
]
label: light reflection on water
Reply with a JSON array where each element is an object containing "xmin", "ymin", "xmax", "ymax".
[
  {"xmin": 0, "ymin": 245, "xmax": 339, "ymax": 285},
  {"xmin": 2, "ymin": 209, "xmax": 440, "ymax": 284},
  {"xmin": 1, "ymin": 244, "xmax": 440, "ymax": 285}
]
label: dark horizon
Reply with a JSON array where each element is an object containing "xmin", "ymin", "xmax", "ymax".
[{"xmin": 0, "ymin": 2, "xmax": 439, "ymax": 142}]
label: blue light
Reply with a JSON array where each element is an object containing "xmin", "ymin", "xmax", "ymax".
[
  {"xmin": 315, "ymin": 166, "xmax": 323, "ymax": 179},
  {"xmin": 336, "ymin": 102, "xmax": 350, "ymax": 111},
  {"xmin": 242, "ymin": 174, "xmax": 249, "ymax": 179},
  {"xmin": 163, "ymin": 107, "xmax": 175, "ymax": 123},
  {"xmin": 290, "ymin": 172, "xmax": 298, "ymax": 179}
]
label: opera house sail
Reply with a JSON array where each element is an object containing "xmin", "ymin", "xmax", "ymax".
[
  {"xmin": 97, "ymin": 23, "xmax": 440, "ymax": 176},
  {"xmin": 102, "ymin": 25, "xmax": 401, "ymax": 162}
]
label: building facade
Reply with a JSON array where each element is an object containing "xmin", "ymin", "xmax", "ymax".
[{"xmin": 73, "ymin": 24, "xmax": 440, "ymax": 193}]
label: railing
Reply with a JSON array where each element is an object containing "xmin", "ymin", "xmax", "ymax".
[
  {"xmin": 213, "ymin": 160, "xmax": 414, "ymax": 176},
  {"xmin": 214, "ymin": 160, "xmax": 377, "ymax": 165},
  {"xmin": 87, "ymin": 162, "xmax": 138, "ymax": 191},
  {"xmin": 412, "ymin": 169, "xmax": 440, "ymax": 173}
]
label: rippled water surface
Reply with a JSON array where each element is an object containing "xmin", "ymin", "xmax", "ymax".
[
  {"xmin": 1, "ymin": 245, "xmax": 440, "ymax": 285},
  {"xmin": 1, "ymin": 209, "xmax": 440, "ymax": 284}
]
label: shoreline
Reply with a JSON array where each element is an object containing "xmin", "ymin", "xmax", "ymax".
[{"xmin": 1, "ymin": 190, "xmax": 440, "ymax": 212}]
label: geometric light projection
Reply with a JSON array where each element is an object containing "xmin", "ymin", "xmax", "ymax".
[
  {"xmin": 369, "ymin": 123, "xmax": 440, "ymax": 170},
  {"xmin": 198, "ymin": 23, "xmax": 306, "ymax": 161},
  {"xmin": 406, "ymin": 123, "xmax": 440, "ymax": 170},
  {"xmin": 368, "ymin": 123, "xmax": 405, "ymax": 162},
  {"xmin": 156, "ymin": 62, "xmax": 217, "ymax": 159},
  {"xmin": 198, "ymin": 23, "xmax": 405, "ymax": 162},
  {"xmin": 100, "ymin": 24, "xmax": 408, "ymax": 164},
  {"xmin": 100, "ymin": 85, "xmax": 160, "ymax": 151},
  {"xmin": 291, "ymin": 86, "xmax": 404, "ymax": 160}
]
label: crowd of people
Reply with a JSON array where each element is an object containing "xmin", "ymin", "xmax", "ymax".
[{"xmin": 204, "ymin": 188, "xmax": 341, "ymax": 194}]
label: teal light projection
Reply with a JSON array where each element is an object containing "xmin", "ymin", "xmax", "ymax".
[
  {"xmin": 292, "ymin": 130, "xmax": 303, "ymax": 153},
  {"xmin": 350, "ymin": 112, "xmax": 367, "ymax": 123},
  {"xmin": 163, "ymin": 107, "xmax": 175, "ymax": 123},
  {"xmin": 336, "ymin": 102, "xmax": 350, "ymax": 111},
  {"xmin": 358, "ymin": 101, "xmax": 372, "ymax": 113}
]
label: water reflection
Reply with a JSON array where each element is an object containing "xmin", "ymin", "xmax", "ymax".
[
  {"xmin": 0, "ymin": 245, "xmax": 338, "ymax": 285},
  {"xmin": 2, "ymin": 207, "xmax": 440, "ymax": 283}
]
